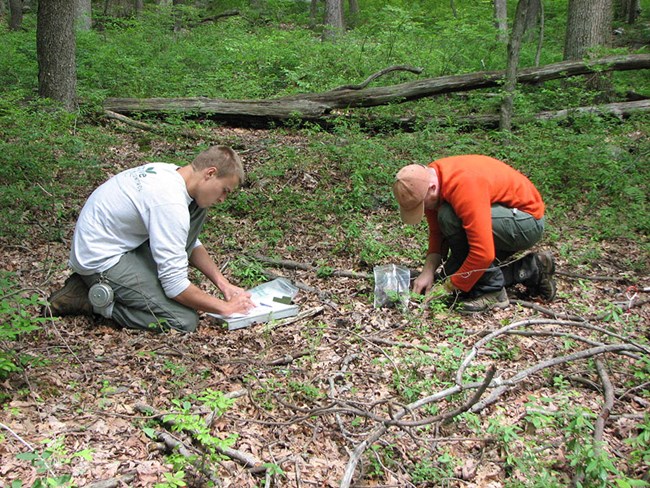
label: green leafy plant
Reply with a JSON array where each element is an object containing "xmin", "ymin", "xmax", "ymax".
[
  {"xmin": 14, "ymin": 437, "xmax": 93, "ymax": 488},
  {"xmin": 142, "ymin": 390, "xmax": 239, "ymax": 484},
  {"xmin": 0, "ymin": 272, "xmax": 48, "ymax": 379}
]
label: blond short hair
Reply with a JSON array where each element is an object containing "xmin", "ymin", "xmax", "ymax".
[{"xmin": 192, "ymin": 146, "xmax": 245, "ymax": 184}]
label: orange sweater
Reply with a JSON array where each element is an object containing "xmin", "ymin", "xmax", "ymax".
[{"xmin": 425, "ymin": 155, "xmax": 545, "ymax": 292}]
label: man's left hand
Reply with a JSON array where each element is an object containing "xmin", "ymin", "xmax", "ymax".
[{"xmin": 222, "ymin": 283, "xmax": 247, "ymax": 301}]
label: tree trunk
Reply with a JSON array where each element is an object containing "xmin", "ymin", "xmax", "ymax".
[
  {"xmin": 322, "ymin": 0, "xmax": 344, "ymax": 40},
  {"xmin": 75, "ymin": 0, "xmax": 92, "ymax": 30},
  {"xmin": 534, "ymin": 1, "xmax": 545, "ymax": 66},
  {"xmin": 523, "ymin": 0, "xmax": 541, "ymax": 40},
  {"xmin": 616, "ymin": 0, "xmax": 640, "ymax": 23},
  {"xmin": 347, "ymin": 0, "xmax": 359, "ymax": 26},
  {"xmin": 135, "ymin": 0, "xmax": 145, "ymax": 16},
  {"xmin": 564, "ymin": 0, "xmax": 614, "ymax": 98},
  {"xmin": 564, "ymin": 0, "xmax": 613, "ymax": 60},
  {"xmin": 37, "ymin": 0, "xmax": 77, "ymax": 111},
  {"xmin": 9, "ymin": 0, "xmax": 23, "ymax": 31},
  {"xmin": 310, "ymin": 0, "xmax": 319, "ymax": 27},
  {"xmin": 500, "ymin": 0, "xmax": 529, "ymax": 132},
  {"xmin": 494, "ymin": 0, "xmax": 507, "ymax": 42},
  {"xmin": 450, "ymin": 0, "xmax": 457, "ymax": 18},
  {"xmin": 103, "ymin": 54, "xmax": 650, "ymax": 123}
]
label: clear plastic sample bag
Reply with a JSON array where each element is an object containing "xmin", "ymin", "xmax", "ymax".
[{"xmin": 373, "ymin": 264, "xmax": 410, "ymax": 309}]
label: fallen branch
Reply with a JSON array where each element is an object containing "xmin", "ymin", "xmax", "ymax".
[
  {"xmin": 457, "ymin": 318, "xmax": 649, "ymax": 384},
  {"xmin": 85, "ymin": 473, "xmax": 136, "ymax": 488},
  {"xmin": 572, "ymin": 359, "xmax": 614, "ymax": 487},
  {"xmin": 510, "ymin": 299, "xmax": 585, "ymax": 320},
  {"xmin": 333, "ymin": 65, "xmax": 423, "ymax": 91},
  {"xmin": 154, "ymin": 430, "xmax": 221, "ymax": 485},
  {"xmin": 104, "ymin": 110, "xmax": 208, "ymax": 140},
  {"xmin": 339, "ymin": 371, "xmax": 494, "ymax": 488},
  {"xmin": 136, "ymin": 403, "xmax": 267, "ymax": 473},
  {"xmin": 266, "ymin": 306, "xmax": 325, "ymax": 330},
  {"xmin": 471, "ymin": 343, "xmax": 645, "ymax": 414},
  {"xmin": 594, "ymin": 359, "xmax": 614, "ymax": 443},
  {"xmin": 555, "ymin": 270, "xmax": 632, "ymax": 282}
]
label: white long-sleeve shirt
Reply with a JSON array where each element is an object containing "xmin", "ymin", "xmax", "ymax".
[{"xmin": 70, "ymin": 163, "xmax": 197, "ymax": 298}]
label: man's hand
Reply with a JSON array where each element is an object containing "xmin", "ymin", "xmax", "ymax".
[
  {"xmin": 412, "ymin": 272, "xmax": 435, "ymax": 295},
  {"xmin": 223, "ymin": 291, "xmax": 254, "ymax": 316},
  {"xmin": 221, "ymin": 282, "xmax": 247, "ymax": 301}
]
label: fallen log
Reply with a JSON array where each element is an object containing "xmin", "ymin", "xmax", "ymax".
[{"xmin": 104, "ymin": 54, "xmax": 650, "ymax": 123}]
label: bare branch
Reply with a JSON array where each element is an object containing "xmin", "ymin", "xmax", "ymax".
[{"xmin": 333, "ymin": 65, "xmax": 424, "ymax": 91}]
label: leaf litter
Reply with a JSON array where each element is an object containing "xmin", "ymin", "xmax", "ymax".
[{"xmin": 1, "ymin": 126, "xmax": 648, "ymax": 487}]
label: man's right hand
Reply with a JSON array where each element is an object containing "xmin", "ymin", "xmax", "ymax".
[
  {"xmin": 412, "ymin": 272, "xmax": 434, "ymax": 295},
  {"xmin": 224, "ymin": 291, "xmax": 255, "ymax": 316}
]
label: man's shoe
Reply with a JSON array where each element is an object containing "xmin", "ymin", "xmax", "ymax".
[
  {"xmin": 44, "ymin": 274, "xmax": 93, "ymax": 317},
  {"xmin": 458, "ymin": 288, "xmax": 509, "ymax": 314},
  {"xmin": 533, "ymin": 251, "xmax": 557, "ymax": 302}
]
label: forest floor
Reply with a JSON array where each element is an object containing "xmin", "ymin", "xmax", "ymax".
[{"xmin": 1, "ymin": 126, "xmax": 648, "ymax": 488}]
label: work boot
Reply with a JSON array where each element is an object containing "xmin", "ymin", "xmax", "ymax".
[
  {"xmin": 532, "ymin": 251, "xmax": 557, "ymax": 302},
  {"xmin": 457, "ymin": 288, "xmax": 509, "ymax": 314},
  {"xmin": 44, "ymin": 274, "xmax": 93, "ymax": 317}
]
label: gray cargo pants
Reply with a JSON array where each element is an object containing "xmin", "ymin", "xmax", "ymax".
[
  {"xmin": 438, "ymin": 203, "xmax": 545, "ymax": 296},
  {"xmin": 80, "ymin": 201, "xmax": 207, "ymax": 332}
]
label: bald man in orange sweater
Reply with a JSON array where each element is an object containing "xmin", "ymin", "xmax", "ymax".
[{"xmin": 393, "ymin": 155, "xmax": 556, "ymax": 313}]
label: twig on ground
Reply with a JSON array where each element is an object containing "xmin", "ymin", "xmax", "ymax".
[
  {"xmin": 85, "ymin": 473, "xmax": 136, "ymax": 488},
  {"xmin": 555, "ymin": 270, "xmax": 631, "ymax": 282},
  {"xmin": 594, "ymin": 359, "xmax": 614, "ymax": 443},
  {"xmin": 265, "ymin": 306, "xmax": 325, "ymax": 330},
  {"xmin": 510, "ymin": 299, "xmax": 585, "ymax": 320}
]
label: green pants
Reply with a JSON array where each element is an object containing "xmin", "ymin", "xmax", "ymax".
[
  {"xmin": 80, "ymin": 202, "xmax": 207, "ymax": 332},
  {"xmin": 438, "ymin": 203, "xmax": 545, "ymax": 294}
]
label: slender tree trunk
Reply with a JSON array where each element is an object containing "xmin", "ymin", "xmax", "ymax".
[
  {"xmin": 500, "ymin": 0, "xmax": 529, "ymax": 132},
  {"xmin": 135, "ymin": 0, "xmax": 144, "ymax": 16},
  {"xmin": 348, "ymin": 0, "xmax": 358, "ymax": 16},
  {"xmin": 523, "ymin": 0, "xmax": 541, "ymax": 40},
  {"xmin": 9, "ymin": 0, "xmax": 23, "ymax": 31},
  {"xmin": 75, "ymin": 0, "xmax": 92, "ymax": 30},
  {"xmin": 494, "ymin": 0, "xmax": 508, "ymax": 42},
  {"xmin": 37, "ymin": 0, "xmax": 77, "ymax": 111},
  {"xmin": 347, "ymin": 0, "xmax": 359, "ymax": 26},
  {"xmin": 322, "ymin": 0, "xmax": 344, "ymax": 40},
  {"xmin": 616, "ymin": 0, "xmax": 640, "ymax": 23},
  {"xmin": 534, "ymin": 1, "xmax": 545, "ymax": 66},
  {"xmin": 309, "ymin": 0, "xmax": 319, "ymax": 27},
  {"xmin": 564, "ymin": 0, "xmax": 613, "ymax": 60}
]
